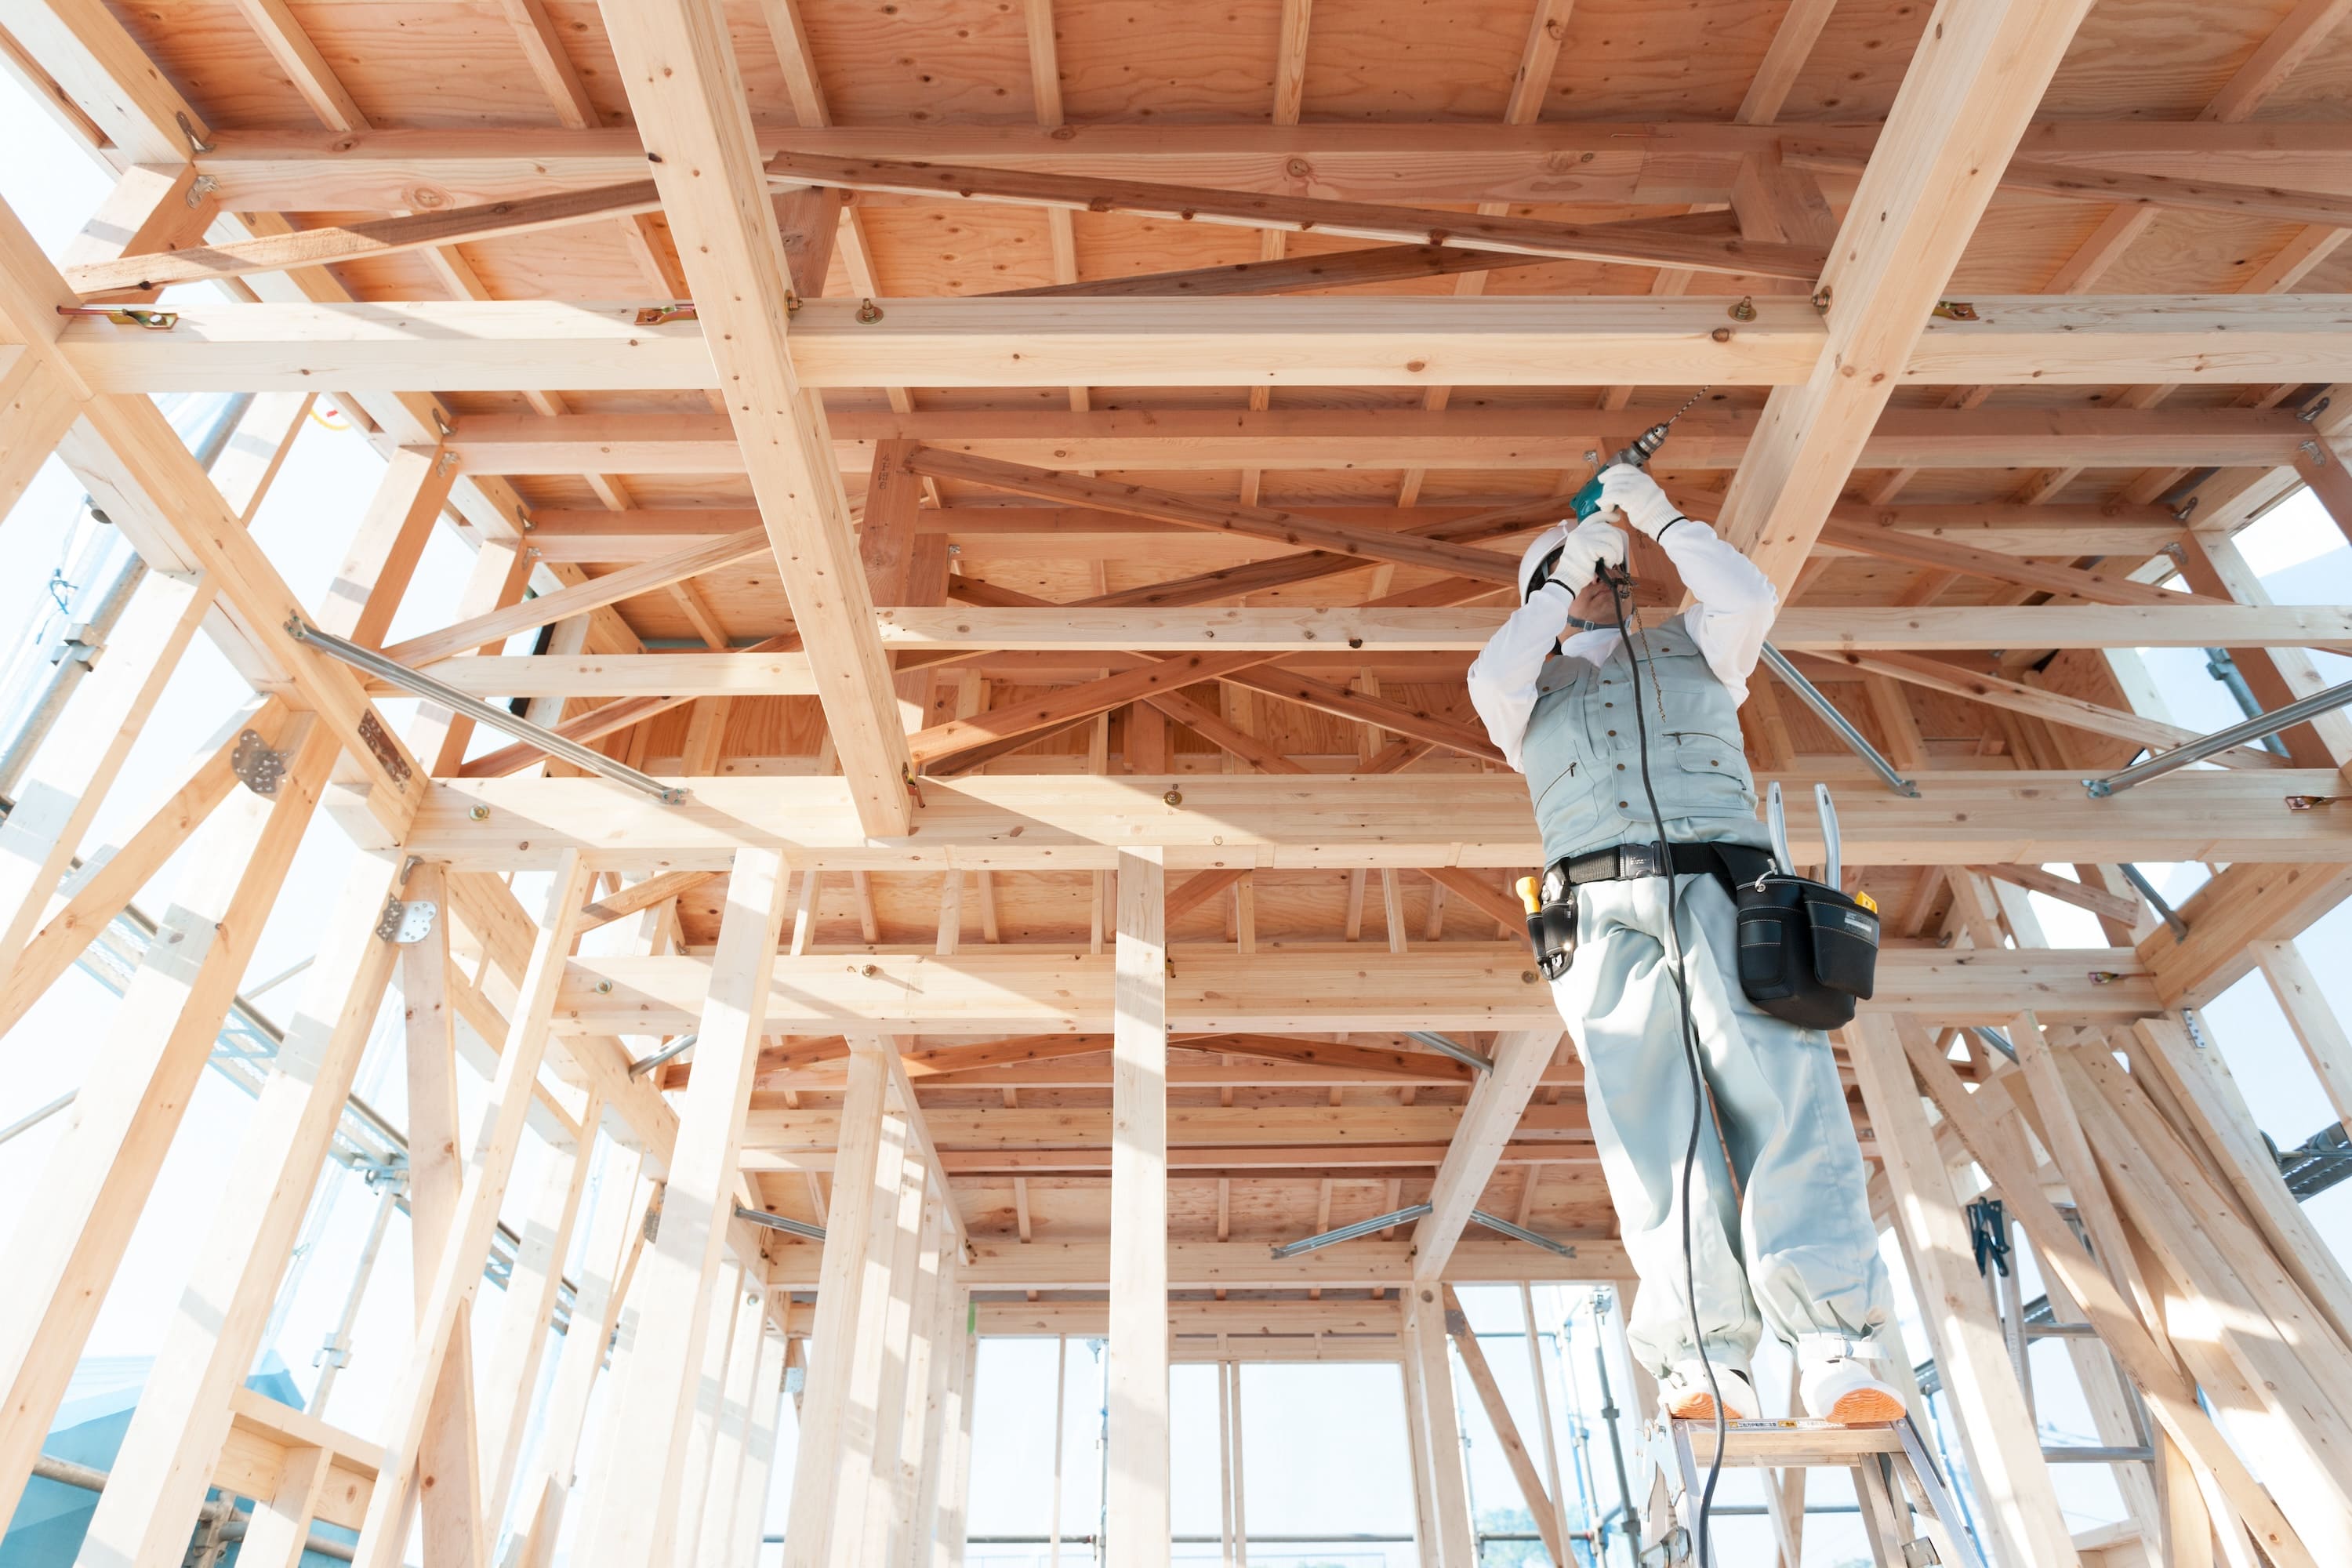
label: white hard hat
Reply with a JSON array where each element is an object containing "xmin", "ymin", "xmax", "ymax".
[{"xmin": 1517, "ymin": 522, "xmax": 1571, "ymax": 603}]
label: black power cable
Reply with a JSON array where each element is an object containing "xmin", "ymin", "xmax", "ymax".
[{"xmin": 1598, "ymin": 554, "xmax": 1730, "ymax": 1566}]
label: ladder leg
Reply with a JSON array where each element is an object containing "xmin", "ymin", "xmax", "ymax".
[
  {"xmin": 1852, "ymin": 1457, "xmax": 1908, "ymax": 1568},
  {"xmin": 1668, "ymin": 1421, "xmax": 1711, "ymax": 1568},
  {"xmin": 1896, "ymin": 1417, "xmax": 1991, "ymax": 1568}
]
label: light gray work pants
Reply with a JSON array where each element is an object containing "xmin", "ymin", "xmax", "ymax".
[{"xmin": 1552, "ymin": 870, "xmax": 1891, "ymax": 1377}]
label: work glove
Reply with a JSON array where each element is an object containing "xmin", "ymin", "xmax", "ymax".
[
  {"xmin": 1547, "ymin": 515, "xmax": 1628, "ymax": 595},
  {"xmin": 1596, "ymin": 463, "xmax": 1685, "ymax": 541}
]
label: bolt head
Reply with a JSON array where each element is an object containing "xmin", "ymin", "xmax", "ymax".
[
  {"xmin": 1163, "ymin": 787, "xmax": 1183, "ymax": 807},
  {"xmin": 469, "ymin": 804, "xmax": 490, "ymax": 822}
]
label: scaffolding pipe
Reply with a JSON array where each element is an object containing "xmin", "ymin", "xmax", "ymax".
[
  {"xmin": 1757, "ymin": 643, "xmax": 1920, "ymax": 797},
  {"xmin": 2084, "ymin": 676, "xmax": 2352, "ymax": 796},
  {"xmin": 1269, "ymin": 1203, "xmax": 1432, "ymax": 1259},
  {"xmin": 1404, "ymin": 1030, "xmax": 1494, "ymax": 1073}
]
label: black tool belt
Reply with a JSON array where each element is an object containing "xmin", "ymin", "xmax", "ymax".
[{"xmin": 1520, "ymin": 839, "xmax": 1880, "ymax": 1030}]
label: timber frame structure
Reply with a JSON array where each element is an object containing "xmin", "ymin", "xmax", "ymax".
[{"xmin": 2, "ymin": 0, "xmax": 2352, "ymax": 1565}]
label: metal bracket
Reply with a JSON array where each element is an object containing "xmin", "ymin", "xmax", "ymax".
[
  {"xmin": 2297, "ymin": 394, "xmax": 2331, "ymax": 424},
  {"xmin": 186, "ymin": 173, "xmax": 219, "ymax": 209},
  {"xmin": 2301, "ymin": 437, "xmax": 2331, "ymax": 467},
  {"xmin": 1930, "ymin": 299, "xmax": 1979, "ymax": 321},
  {"xmin": 374, "ymin": 896, "xmax": 437, "ymax": 945},
  {"xmin": 55, "ymin": 303, "xmax": 176, "ymax": 330},
  {"xmin": 355, "ymin": 710, "xmax": 413, "ymax": 786},
  {"xmin": 1902, "ymin": 1539, "xmax": 1941, "ymax": 1566},
  {"xmin": 312, "ymin": 1341, "xmax": 351, "ymax": 1370},
  {"xmin": 636, "ymin": 302, "xmax": 696, "ymax": 325},
  {"xmin": 176, "ymin": 111, "xmax": 216, "ymax": 155},
  {"xmin": 230, "ymin": 729, "xmax": 289, "ymax": 797},
  {"xmin": 48, "ymin": 622, "xmax": 100, "ymax": 670}
]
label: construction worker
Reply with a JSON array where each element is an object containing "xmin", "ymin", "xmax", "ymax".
[{"xmin": 1466, "ymin": 464, "xmax": 1902, "ymax": 1425}]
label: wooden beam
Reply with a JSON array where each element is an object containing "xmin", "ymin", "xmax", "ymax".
[
  {"xmin": 1848, "ymin": 1014, "xmax": 2082, "ymax": 1568},
  {"xmin": 600, "ymin": 0, "xmax": 913, "ymax": 837},
  {"xmin": 447, "ymin": 405, "xmax": 2319, "ymax": 475},
  {"xmin": 1788, "ymin": 143, "xmax": 2352, "ymax": 232},
  {"xmin": 1715, "ymin": 0, "xmax": 2098, "ymax": 590},
  {"xmin": 61, "ymin": 294, "xmax": 2352, "ymax": 395},
  {"xmin": 1107, "ymin": 848, "xmax": 1171, "ymax": 1566},
  {"xmin": 1814, "ymin": 517, "xmax": 2230, "ymax": 608},
  {"xmin": 1967, "ymin": 864, "xmax": 2140, "ymax": 926},
  {"xmin": 412, "ymin": 769, "xmax": 2351, "ymax": 870},
  {"xmin": 905, "ymin": 448, "xmax": 1521, "ymax": 584},
  {"xmin": 989, "ymin": 240, "xmax": 1577, "ymax": 297},
  {"xmin": 1410, "ymin": 1030, "xmax": 1561, "ymax": 1278},
  {"xmin": 63, "ymin": 178, "xmax": 665, "ymax": 295},
  {"xmin": 176, "ymin": 121, "xmax": 2352, "ymax": 212},
  {"xmin": 383, "ymin": 526, "xmax": 770, "ymax": 668},
  {"xmin": 2140, "ymin": 859, "xmax": 2352, "ymax": 1008},
  {"xmin": 558, "ymin": 945, "xmax": 2158, "ymax": 1036},
  {"xmin": 761, "ymin": 150, "xmax": 1828, "ymax": 281}
]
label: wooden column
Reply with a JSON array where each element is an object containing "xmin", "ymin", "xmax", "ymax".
[
  {"xmin": 826, "ymin": 1109, "xmax": 917, "ymax": 1565},
  {"xmin": 71, "ymin": 848, "xmax": 405, "ymax": 1568},
  {"xmin": 402, "ymin": 861, "xmax": 488, "ymax": 1568},
  {"xmin": 478, "ymin": 1101, "xmax": 601, "ymax": 1525},
  {"xmin": 695, "ymin": 1286, "xmax": 770, "ymax": 1568},
  {"xmin": 1401, "ymin": 1286, "xmax": 1476, "ymax": 1566},
  {"xmin": 851, "ymin": 1150, "xmax": 933, "ymax": 1562},
  {"xmin": 1397, "ymin": 1335, "xmax": 1441, "ymax": 1568},
  {"xmin": 676, "ymin": 1260, "xmax": 750, "ymax": 1568},
  {"xmin": 1847, "ymin": 1014, "xmax": 2082, "ymax": 1568},
  {"xmin": 579, "ymin": 845, "xmax": 789, "ymax": 1568},
  {"xmin": 505, "ymin": 1149, "xmax": 657, "ymax": 1568},
  {"xmin": 0, "ymin": 715, "xmax": 332, "ymax": 1531},
  {"xmin": 347, "ymin": 852, "xmax": 595, "ymax": 1568},
  {"xmin": 780, "ymin": 1038, "xmax": 895, "ymax": 1566},
  {"xmin": 2253, "ymin": 938, "xmax": 2352, "ymax": 1136},
  {"xmin": 728, "ymin": 1316, "xmax": 790, "ymax": 1568},
  {"xmin": 1108, "ymin": 847, "xmax": 1170, "ymax": 1567},
  {"xmin": 932, "ymin": 1295, "xmax": 980, "ymax": 1567}
]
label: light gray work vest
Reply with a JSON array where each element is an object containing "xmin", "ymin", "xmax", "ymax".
[{"xmin": 1520, "ymin": 612, "xmax": 1769, "ymax": 866}]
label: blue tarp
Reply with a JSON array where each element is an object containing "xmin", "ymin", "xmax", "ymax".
[{"xmin": 2, "ymin": 1354, "xmax": 355, "ymax": 1568}]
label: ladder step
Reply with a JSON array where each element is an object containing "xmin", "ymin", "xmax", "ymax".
[{"xmin": 1674, "ymin": 1416, "xmax": 1906, "ymax": 1468}]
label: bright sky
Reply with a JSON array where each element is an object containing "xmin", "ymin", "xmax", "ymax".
[{"xmin": 3, "ymin": 66, "xmax": 2350, "ymax": 1568}]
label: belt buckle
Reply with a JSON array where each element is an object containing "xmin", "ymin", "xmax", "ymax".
[{"xmin": 1620, "ymin": 840, "xmax": 1664, "ymax": 880}]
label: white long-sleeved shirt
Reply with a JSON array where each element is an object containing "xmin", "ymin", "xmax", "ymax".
[{"xmin": 1466, "ymin": 516, "xmax": 1778, "ymax": 774}]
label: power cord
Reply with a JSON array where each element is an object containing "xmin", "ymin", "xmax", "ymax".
[{"xmin": 1599, "ymin": 557, "xmax": 1728, "ymax": 1567}]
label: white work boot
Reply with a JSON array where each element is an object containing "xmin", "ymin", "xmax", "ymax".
[
  {"xmin": 1799, "ymin": 1348, "xmax": 1907, "ymax": 1425},
  {"xmin": 1659, "ymin": 1359, "xmax": 1756, "ymax": 1422}
]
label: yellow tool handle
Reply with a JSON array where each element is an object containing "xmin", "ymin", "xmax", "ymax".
[{"xmin": 1516, "ymin": 874, "xmax": 1542, "ymax": 914}]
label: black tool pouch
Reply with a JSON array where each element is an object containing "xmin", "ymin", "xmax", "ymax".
[{"xmin": 1733, "ymin": 873, "xmax": 1880, "ymax": 1029}]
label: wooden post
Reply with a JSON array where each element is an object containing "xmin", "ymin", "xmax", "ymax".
[
  {"xmin": 478, "ymin": 1099, "xmax": 602, "ymax": 1525},
  {"xmin": 933, "ymin": 1301, "xmax": 979, "ymax": 1568},
  {"xmin": 505, "ymin": 1149, "xmax": 657, "ymax": 1568},
  {"xmin": 2252, "ymin": 938, "xmax": 2352, "ymax": 1137},
  {"xmin": 781, "ymin": 1039, "xmax": 893, "ymax": 1566},
  {"xmin": 853, "ymin": 1156, "xmax": 933, "ymax": 1561},
  {"xmin": 0, "ymin": 716, "xmax": 332, "ymax": 1533},
  {"xmin": 347, "ymin": 851, "xmax": 596, "ymax": 1568},
  {"xmin": 676, "ymin": 1260, "xmax": 750, "ymax": 1568},
  {"xmin": 1108, "ymin": 846, "xmax": 1170, "ymax": 1567},
  {"xmin": 695, "ymin": 1286, "xmax": 768, "ymax": 1568},
  {"xmin": 1439, "ymin": 1284, "xmax": 1563, "ymax": 1566},
  {"xmin": 71, "ymin": 848, "xmax": 406, "ymax": 1568},
  {"xmin": 826, "ymin": 1111, "xmax": 917, "ymax": 1565},
  {"xmin": 579, "ymin": 845, "xmax": 789, "ymax": 1568},
  {"xmin": 1401, "ymin": 1285, "xmax": 1476, "ymax": 1566},
  {"xmin": 727, "ymin": 1317, "xmax": 789, "ymax": 1568},
  {"xmin": 1397, "ymin": 1338, "xmax": 1442, "ymax": 1568},
  {"xmin": 1846, "ymin": 1014, "xmax": 2082, "ymax": 1568},
  {"xmin": 402, "ymin": 862, "xmax": 489, "ymax": 1568}
]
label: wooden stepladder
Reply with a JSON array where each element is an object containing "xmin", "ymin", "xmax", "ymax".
[{"xmin": 1639, "ymin": 1417, "xmax": 1987, "ymax": 1568}]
